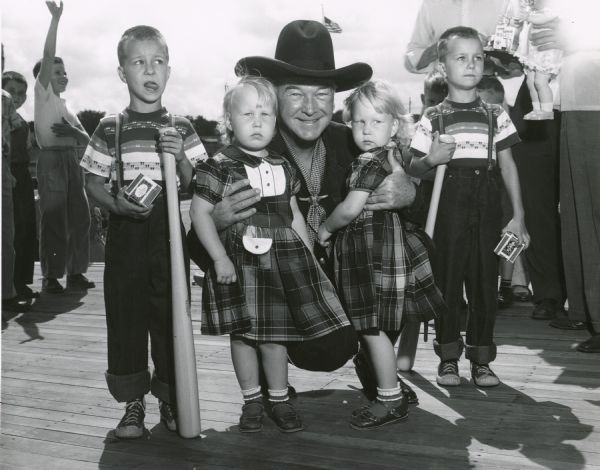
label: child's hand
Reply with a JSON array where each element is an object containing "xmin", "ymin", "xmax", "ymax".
[
  {"xmin": 46, "ymin": 0, "xmax": 63, "ymax": 18},
  {"xmin": 426, "ymin": 132, "xmax": 456, "ymax": 167},
  {"xmin": 113, "ymin": 189, "xmax": 153, "ymax": 219},
  {"xmin": 317, "ymin": 224, "xmax": 332, "ymax": 247},
  {"xmin": 51, "ymin": 118, "xmax": 78, "ymax": 138},
  {"xmin": 503, "ymin": 218, "xmax": 530, "ymax": 250},
  {"xmin": 214, "ymin": 256, "xmax": 237, "ymax": 284},
  {"xmin": 158, "ymin": 127, "xmax": 185, "ymax": 162}
]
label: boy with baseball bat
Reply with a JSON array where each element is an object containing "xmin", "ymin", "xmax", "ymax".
[
  {"xmin": 409, "ymin": 26, "xmax": 528, "ymax": 388},
  {"xmin": 81, "ymin": 25, "xmax": 207, "ymax": 438}
]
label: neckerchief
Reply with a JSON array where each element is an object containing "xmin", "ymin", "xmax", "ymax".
[{"xmin": 280, "ymin": 132, "xmax": 327, "ymax": 247}]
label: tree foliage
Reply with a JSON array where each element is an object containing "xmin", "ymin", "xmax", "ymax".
[{"xmin": 77, "ymin": 109, "xmax": 106, "ymax": 136}]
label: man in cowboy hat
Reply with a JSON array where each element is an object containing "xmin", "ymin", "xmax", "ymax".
[
  {"xmin": 208, "ymin": 19, "xmax": 420, "ymax": 404},
  {"xmin": 214, "ymin": 19, "xmax": 417, "ymax": 268}
]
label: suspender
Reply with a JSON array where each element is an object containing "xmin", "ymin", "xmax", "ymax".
[
  {"xmin": 113, "ymin": 113, "xmax": 123, "ymax": 194},
  {"xmin": 436, "ymin": 104, "xmax": 495, "ymax": 171}
]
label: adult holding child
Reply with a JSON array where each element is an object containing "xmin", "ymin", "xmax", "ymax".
[{"xmin": 208, "ymin": 20, "xmax": 424, "ymax": 403}]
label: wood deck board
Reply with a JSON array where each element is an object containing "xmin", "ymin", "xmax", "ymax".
[{"xmin": 2, "ymin": 263, "xmax": 600, "ymax": 470}]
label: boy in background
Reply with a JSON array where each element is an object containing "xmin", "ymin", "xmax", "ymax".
[
  {"xmin": 3, "ymin": 71, "xmax": 39, "ymax": 300},
  {"xmin": 82, "ymin": 25, "xmax": 207, "ymax": 438},
  {"xmin": 34, "ymin": 0, "xmax": 93, "ymax": 294},
  {"xmin": 409, "ymin": 27, "xmax": 528, "ymax": 387}
]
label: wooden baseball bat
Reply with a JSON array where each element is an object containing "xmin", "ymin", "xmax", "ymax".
[
  {"xmin": 161, "ymin": 131, "xmax": 201, "ymax": 438},
  {"xmin": 397, "ymin": 163, "xmax": 447, "ymax": 372}
]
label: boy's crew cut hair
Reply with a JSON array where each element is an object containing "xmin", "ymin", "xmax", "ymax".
[
  {"xmin": 342, "ymin": 79, "xmax": 414, "ymax": 147},
  {"xmin": 2, "ymin": 71, "xmax": 28, "ymax": 89},
  {"xmin": 32, "ymin": 57, "xmax": 64, "ymax": 79},
  {"xmin": 117, "ymin": 25, "xmax": 169, "ymax": 66},
  {"xmin": 437, "ymin": 26, "xmax": 482, "ymax": 62},
  {"xmin": 218, "ymin": 75, "xmax": 278, "ymax": 145}
]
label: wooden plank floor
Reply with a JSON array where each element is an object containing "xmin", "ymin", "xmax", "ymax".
[{"xmin": 2, "ymin": 262, "xmax": 600, "ymax": 470}]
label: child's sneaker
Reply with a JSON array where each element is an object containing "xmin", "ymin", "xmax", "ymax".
[
  {"xmin": 436, "ymin": 360, "xmax": 461, "ymax": 386},
  {"xmin": 471, "ymin": 363, "xmax": 500, "ymax": 387},
  {"xmin": 270, "ymin": 401, "xmax": 303, "ymax": 433},
  {"xmin": 159, "ymin": 400, "xmax": 177, "ymax": 432},
  {"xmin": 115, "ymin": 397, "xmax": 145, "ymax": 439},
  {"xmin": 349, "ymin": 396, "xmax": 408, "ymax": 431},
  {"xmin": 238, "ymin": 400, "xmax": 264, "ymax": 433}
]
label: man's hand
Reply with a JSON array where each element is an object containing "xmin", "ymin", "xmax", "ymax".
[
  {"xmin": 365, "ymin": 148, "xmax": 416, "ymax": 211},
  {"xmin": 211, "ymin": 179, "xmax": 261, "ymax": 231},
  {"xmin": 530, "ymin": 18, "xmax": 566, "ymax": 51},
  {"xmin": 46, "ymin": 0, "xmax": 63, "ymax": 19},
  {"xmin": 113, "ymin": 189, "xmax": 153, "ymax": 219}
]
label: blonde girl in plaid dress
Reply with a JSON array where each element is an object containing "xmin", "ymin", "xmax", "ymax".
[
  {"xmin": 318, "ymin": 80, "xmax": 442, "ymax": 430},
  {"xmin": 191, "ymin": 76, "xmax": 348, "ymax": 434}
]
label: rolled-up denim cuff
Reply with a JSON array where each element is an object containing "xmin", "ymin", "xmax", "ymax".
[
  {"xmin": 433, "ymin": 337, "xmax": 464, "ymax": 361},
  {"xmin": 465, "ymin": 343, "xmax": 497, "ymax": 364},
  {"xmin": 105, "ymin": 369, "xmax": 150, "ymax": 402},
  {"xmin": 150, "ymin": 372, "xmax": 173, "ymax": 403}
]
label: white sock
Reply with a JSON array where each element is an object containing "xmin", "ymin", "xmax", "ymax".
[
  {"xmin": 531, "ymin": 101, "xmax": 541, "ymax": 112},
  {"xmin": 541, "ymin": 102, "xmax": 553, "ymax": 112}
]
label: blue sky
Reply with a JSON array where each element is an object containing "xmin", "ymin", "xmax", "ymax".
[{"xmin": 1, "ymin": 0, "xmax": 426, "ymax": 122}]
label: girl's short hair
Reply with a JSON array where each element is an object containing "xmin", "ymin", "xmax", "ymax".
[
  {"xmin": 343, "ymin": 79, "xmax": 414, "ymax": 147},
  {"xmin": 218, "ymin": 75, "xmax": 278, "ymax": 145}
]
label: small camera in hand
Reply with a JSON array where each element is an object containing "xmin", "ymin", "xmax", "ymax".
[
  {"xmin": 494, "ymin": 231, "xmax": 525, "ymax": 263},
  {"xmin": 124, "ymin": 174, "xmax": 162, "ymax": 208}
]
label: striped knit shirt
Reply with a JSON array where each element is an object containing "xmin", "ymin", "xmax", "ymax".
[
  {"xmin": 410, "ymin": 98, "xmax": 520, "ymax": 163},
  {"xmin": 80, "ymin": 107, "xmax": 207, "ymax": 183}
]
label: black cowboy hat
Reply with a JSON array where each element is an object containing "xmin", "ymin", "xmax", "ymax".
[{"xmin": 235, "ymin": 20, "xmax": 372, "ymax": 92}]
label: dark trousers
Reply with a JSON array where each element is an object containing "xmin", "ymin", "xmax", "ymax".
[
  {"xmin": 432, "ymin": 167, "xmax": 502, "ymax": 364},
  {"xmin": 512, "ymin": 123, "xmax": 565, "ymax": 305},
  {"xmin": 510, "ymin": 83, "xmax": 565, "ymax": 305},
  {"xmin": 11, "ymin": 165, "xmax": 37, "ymax": 289},
  {"xmin": 560, "ymin": 111, "xmax": 600, "ymax": 334},
  {"xmin": 104, "ymin": 194, "xmax": 189, "ymax": 403}
]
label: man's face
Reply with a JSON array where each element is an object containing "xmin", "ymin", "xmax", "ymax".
[
  {"xmin": 440, "ymin": 37, "xmax": 484, "ymax": 91},
  {"xmin": 118, "ymin": 38, "xmax": 170, "ymax": 111},
  {"xmin": 50, "ymin": 62, "xmax": 68, "ymax": 95},
  {"xmin": 227, "ymin": 85, "xmax": 276, "ymax": 154},
  {"xmin": 276, "ymin": 83, "xmax": 334, "ymax": 143},
  {"xmin": 3, "ymin": 80, "xmax": 27, "ymax": 109}
]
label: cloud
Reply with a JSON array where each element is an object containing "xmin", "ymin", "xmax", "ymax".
[{"xmin": 2, "ymin": 0, "xmax": 425, "ymax": 120}]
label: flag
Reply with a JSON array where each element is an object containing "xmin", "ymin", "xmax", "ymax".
[{"xmin": 323, "ymin": 16, "xmax": 342, "ymax": 34}]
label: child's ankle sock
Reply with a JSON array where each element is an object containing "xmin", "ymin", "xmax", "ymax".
[
  {"xmin": 500, "ymin": 278, "xmax": 511, "ymax": 290},
  {"xmin": 377, "ymin": 385, "xmax": 402, "ymax": 403},
  {"xmin": 268, "ymin": 388, "xmax": 289, "ymax": 404},
  {"xmin": 531, "ymin": 101, "xmax": 541, "ymax": 112},
  {"xmin": 541, "ymin": 102, "xmax": 553, "ymax": 113},
  {"xmin": 241, "ymin": 386, "xmax": 262, "ymax": 403}
]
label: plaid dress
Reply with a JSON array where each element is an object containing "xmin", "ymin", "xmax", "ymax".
[
  {"xmin": 334, "ymin": 148, "xmax": 444, "ymax": 332},
  {"xmin": 195, "ymin": 146, "xmax": 349, "ymax": 341}
]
